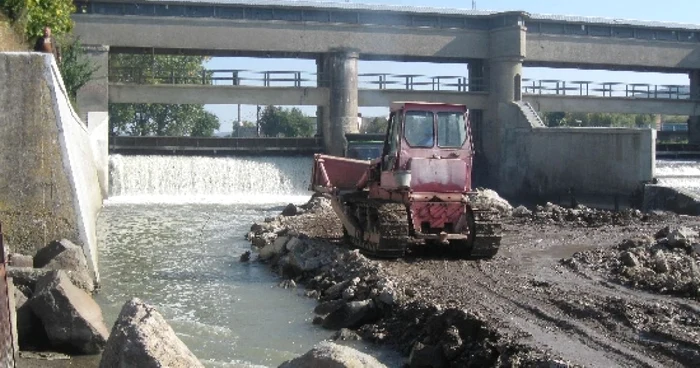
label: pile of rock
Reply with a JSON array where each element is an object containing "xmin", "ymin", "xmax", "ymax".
[
  {"xmin": 8, "ymin": 239, "xmax": 107, "ymax": 353},
  {"xmin": 513, "ymin": 202, "xmax": 646, "ymax": 227},
  {"xmin": 468, "ymin": 188, "xmax": 513, "ymax": 216},
  {"xmin": 565, "ymin": 226, "xmax": 700, "ymax": 298}
]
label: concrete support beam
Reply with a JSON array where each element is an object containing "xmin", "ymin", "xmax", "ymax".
[
  {"xmin": 109, "ymin": 84, "xmax": 330, "ymax": 105},
  {"xmin": 358, "ymin": 90, "xmax": 488, "ymax": 108},
  {"xmin": 525, "ymin": 95, "xmax": 700, "ymax": 116},
  {"xmin": 327, "ymin": 50, "xmax": 359, "ymax": 156},
  {"xmin": 689, "ymin": 70, "xmax": 700, "ymax": 144},
  {"xmin": 76, "ymin": 45, "xmax": 109, "ymax": 123}
]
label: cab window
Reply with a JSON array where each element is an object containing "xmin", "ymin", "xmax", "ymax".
[
  {"xmin": 437, "ymin": 112, "xmax": 467, "ymax": 147},
  {"xmin": 404, "ymin": 111, "xmax": 434, "ymax": 148}
]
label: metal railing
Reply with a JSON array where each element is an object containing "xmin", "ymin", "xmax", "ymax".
[
  {"xmin": 110, "ymin": 67, "xmax": 695, "ymax": 100},
  {"xmin": 522, "ymin": 78, "xmax": 693, "ymax": 100},
  {"xmin": 109, "ymin": 67, "xmax": 486, "ymax": 92}
]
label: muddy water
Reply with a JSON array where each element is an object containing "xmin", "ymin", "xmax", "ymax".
[{"xmin": 94, "ymin": 155, "xmax": 330, "ymax": 367}]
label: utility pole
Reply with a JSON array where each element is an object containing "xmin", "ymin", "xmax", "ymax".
[{"xmin": 472, "ymin": 0, "xmax": 476, "ymax": 10}]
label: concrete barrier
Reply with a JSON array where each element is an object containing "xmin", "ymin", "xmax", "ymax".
[
  {"xmin": 643, "ymin": 185, "xmax": 700, "ymax": 215},
  {"xmin": 501, "ymin": 103, "xmax": 655, "ymax": 198},
  {"xmin": 0, "ymin": 53, "xmax": 104, "ymax": 283}
]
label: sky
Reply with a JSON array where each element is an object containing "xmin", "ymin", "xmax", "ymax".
[{"xmin": 203, "ymin": 0, "xmax": 700, "ymax": 133}]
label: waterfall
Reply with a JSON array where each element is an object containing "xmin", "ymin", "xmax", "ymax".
[
  {"xmin": 108, "ymin": 155, "xmax": 313, "ymax": 203},
  {"xmin": 655, "ymin": 159, "xmax": 700, "ymax": 190}
]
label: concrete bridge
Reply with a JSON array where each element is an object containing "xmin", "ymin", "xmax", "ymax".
[{"xmin": 72, "ymin": 0, "xmax": 699, "ymax": 198}]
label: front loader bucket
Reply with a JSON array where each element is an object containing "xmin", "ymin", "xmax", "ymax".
[{"xmin": 310, "ymin": 154, "xmax": 370, "ymax": 193}]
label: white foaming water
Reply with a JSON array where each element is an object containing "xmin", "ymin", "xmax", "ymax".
[
  {"xmin": 655, "ymin": 159, "xmax": 700, "ymax": 189},
  {"xmin": 108, "ymin": 155, "xmax": 313, "ymax": 204}
]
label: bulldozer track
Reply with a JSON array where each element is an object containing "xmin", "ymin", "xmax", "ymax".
[
  {"xmin": 340, "ymin": 192, "xmax": 503, "ymax": 259},
  {"xmin": 341, "ymin": 193, "xmax": 409, "ymax": 258},
  {"xmin": 469, "ymin": 209, "xmax": 503, "ymax": 259}
]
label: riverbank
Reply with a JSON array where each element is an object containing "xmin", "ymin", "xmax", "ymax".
[{"xmin": 250, "ymin": 195, "xmax": 700, "ymax": 367}]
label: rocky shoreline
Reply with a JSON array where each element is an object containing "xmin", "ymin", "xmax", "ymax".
[{"xmin": 248, "ymin": 194, "xmax": 700, "ymax": 367}]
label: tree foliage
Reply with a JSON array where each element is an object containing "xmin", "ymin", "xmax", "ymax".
[
  {"xmin": 541, "ymin": 112, "xmax": 658, "ymax": 128},
  {"xmin": 360, "ymin": 116, "xmax": 388, "ymax": 134},
  {"xmin": 259, "ymin": 105, "xmax": 315, "ymax": 137},
  {"xmin": 1, "ymin": 0, "xmax": 75, "ymax": 39},
  {"xmin": 109, "ymin": 54, "xmax": 220, "ymax": 136},
  {"xmin": 57, "ymin": 36, "xmax": 97, "ymax": 101}
]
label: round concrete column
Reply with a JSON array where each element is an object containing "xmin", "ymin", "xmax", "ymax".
[
  {"xmin": 328, "ymin": 49, "xmax": 359, "ymax": 156},
  {"xmin": 688, "ymin": 70, "xmax": 700, "ymax": 144},
  {"xmin": 480, "ymin": 57, "xmax": 523, "ymax": 188}
]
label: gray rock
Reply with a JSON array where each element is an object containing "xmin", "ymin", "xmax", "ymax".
[
  {"xmin": 409, "ymin": 342, "xmax": 446, "ymax": 368},
  {"xmin": 278, "ymin": 341, "xmax": 386, "ymax": 368},
  {"xmin": 7, "ymin": 267, "xmax": 50, "ymax": 293},
  {"xmin": 34, "ymin": 239, "xmax": 94, "ymax": 293},
  {"xmin": 668, "ymin": 227, "xmax": 696, "ymax": 249},
  {"xmin": 322, "ymin": 300, "xmax": 380, "ymax": 330},
  {"xmin": 440, "ymin": 325, "xmax": 463, "ymax": 360},
  {"xmin": 282, "ymin": 203, "xmax": 298, "ymax": 216},
  {"xmin": 29, "ymin": 270, "xmax": 108, "ymax": 354},
  {"xmin": 239, "ymin": 251, "xmax": 251, "ymax": 262},
  {"xmin": 654, "ymin": 253, "xmax": 670, "ymax": 273},
  {"xmin": 621, "ymin": 252, "xmax": 640, "ymax": 267},
  {"xmin": 259, "ymin": 236, "xmax": 288, "ymax": 261},
  {"xmin": 8, "ymin": 254, "xmax": 33, "ymax": 268},
  {"xmin": 512, "ymin": 205, "xmax": 532, "ymax": 218},
  {"xmin": 314, "ymin": 299, "xmax": 346, "ymax": 315},
  {"xmin": 331, "ymin": 328, "xmax": 362, "ymax": 341},
  {"xmin": 100, "ymin": 298, "xmax": 204, "ymax": 368},
  {"xmin": 325, "ymin": 277, "xmax": 360, "ymax": 300}
]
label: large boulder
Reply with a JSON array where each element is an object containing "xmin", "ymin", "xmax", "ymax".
[
  {"xmin": 28, "ymin": 270, "xmax": 108, "ymax": 354},
  {"xmin": 7, "ymin": 267, "xmax": 50, "ymax": 295},
  {"xmin": 322, "ymin": 300, "xmax": 381, "ymax": 330},
  {"xmin": 259, "ymin": 236, "xmax": 289, "ymax": 261},
  {"xmin": 100, "ymin": 298, "xmax": 204, "ymax": 368},
  {"xmin": 34, "ymin": 239, "xmax": 94, "ymax": 293},
  {"xmin": 8, "ymin": 253, "xmax": 33, "ymax": 268},
  {"xmin": 278, "ymin": 341, "xmax": 387, "ymax": 368},
  {"xmin": 11, "ymin": 278, "xmax": 50, "ymax": 350}
]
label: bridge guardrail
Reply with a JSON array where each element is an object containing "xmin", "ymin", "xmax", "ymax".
[{"xmin": 110, "ymin": 67, "xmax": 695, "ymax": 101}]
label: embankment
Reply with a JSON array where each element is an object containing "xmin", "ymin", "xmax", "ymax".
[{"xmin": 0, "ymin": 52, "xmax": 105, "ymax": 282}]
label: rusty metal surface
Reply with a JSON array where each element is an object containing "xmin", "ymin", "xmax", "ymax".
[{"xmin": 0, "ymin": 224, "xmax": 15, "ymax": 367}]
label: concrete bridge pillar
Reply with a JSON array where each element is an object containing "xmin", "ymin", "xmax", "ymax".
[
  {"xmin": 76, "ymin": 45, "xmax": 110, "ymax": 124},
  {"xmin": 480, "ymin": 21, "xmax": 526, "ymax": 191},
  {"xmin": 688, "ymin": 70, "xmax": 700, "ymax": 144},
  {"xmin": 318, "ymin": 49, "xmax": 359, "ymax": 156}
]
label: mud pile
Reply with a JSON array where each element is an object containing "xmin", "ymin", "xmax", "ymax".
[
  {"xmin": 566, "ymin": 226, "xmax": 700, "ymax": 299},
  {"xmin": 512, "ymin": 202, "xmax": 650, "ymax": 227}
]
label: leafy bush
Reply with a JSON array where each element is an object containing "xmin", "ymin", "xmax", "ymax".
[
  {"xmin": 58, "ymin": 36, "xmax": 98, "ymax": 101},
  {"xmin": 1, "ymin": 0, "xmax": 75, "ymax": 39}
]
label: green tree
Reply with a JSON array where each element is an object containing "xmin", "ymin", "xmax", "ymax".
[
  {"xmin": 361, "ymin": 116, "xmax": 388, "ymax": 134},
  {"xmin": 109, "ymin": 54, "xmax": 220, "ymax": 136},
  {"xmin": 259, "ymin": 105, "xmax": 315, "ymax": 137},
  {"xmin": 1, "ymin": 0, "xmax": 75, "ymax": 39},
  {"xmin": 57, "ymin": 36, "xmax": 97, "ymax": 102}
]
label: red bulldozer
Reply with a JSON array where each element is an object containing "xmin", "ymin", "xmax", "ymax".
[{"xmin": 310, "ymin": 102, "xmax": 502, "ymax": 259}]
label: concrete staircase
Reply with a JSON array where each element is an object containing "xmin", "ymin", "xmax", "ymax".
[{"xmin": 516, "ymin": 101, "xmax": 546, "ymax": 127}]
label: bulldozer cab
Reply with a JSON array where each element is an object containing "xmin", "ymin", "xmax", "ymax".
[{"xmin": 382, "ymin": 102, "xmax": 471, "ymax": 170}]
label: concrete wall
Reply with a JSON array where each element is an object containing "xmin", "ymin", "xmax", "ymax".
[
  {"xmin": 0, "ymin": 53, "xmax": 104, "ymax": 283},
  {"xmin": 73, "ymin": 14, "xmax": 489, "ymax": 60},
  {"xmin": 501, "ymin": 121, "xmax": 655, "ymax": 197},
  {"xmin": 643, "ymin": 185, "xmax": 700, "ymax": 215},
  {"xmin": 525, "ymin": 95, "xmax": 700, "ymax": 115},
  {"xmin": 526, "ymin": 34, "xmax": 700, "ymax": 71}
]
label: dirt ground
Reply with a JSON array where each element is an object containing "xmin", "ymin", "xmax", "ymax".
[{"xmin": 269, "ymin": 197, "xmax": 700, "ymax": 367}]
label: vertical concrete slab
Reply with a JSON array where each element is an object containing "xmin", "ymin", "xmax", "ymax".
[
  {"xmin": 88, "ymin": 112, "xmax": 109, "ymax": 197},
  {"xmin": 76, "ymin": 45, "xmax": 109, "ymax": 124},
  {"xmin": 0, "ymin": 53, "xmax": 103, "ymax": 284}
]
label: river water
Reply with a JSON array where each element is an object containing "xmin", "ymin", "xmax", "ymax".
[{"xmin": 94, "ymin": 155, "xmax": 331, "ymax": 367}]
